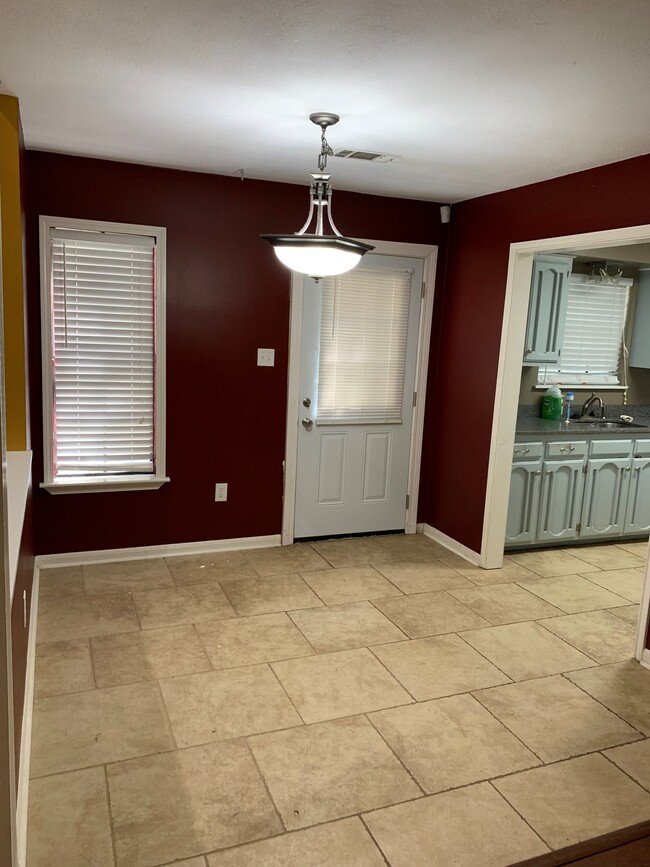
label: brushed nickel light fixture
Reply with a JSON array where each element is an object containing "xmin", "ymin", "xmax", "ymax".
[{"xmin": 262, "ymin": 113, "xmax": 374, "ymax": 279}]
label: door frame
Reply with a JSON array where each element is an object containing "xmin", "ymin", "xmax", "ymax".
[
  {"xmin": 480, "ymin": 222, "xmax": 650, "ymax": 662},
  {"xmin": 282, "ymin": 239, "xmax": 438, "ymax": 545}
]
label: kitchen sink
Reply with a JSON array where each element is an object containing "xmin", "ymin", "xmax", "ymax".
[{"xmin": 569, "ymin": 419, "xmax": 649, "ymax": 429}]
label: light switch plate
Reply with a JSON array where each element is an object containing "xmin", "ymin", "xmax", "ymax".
[{"xmin": 257, "ymin": 348, "xmax": 275, "ymax": 367}]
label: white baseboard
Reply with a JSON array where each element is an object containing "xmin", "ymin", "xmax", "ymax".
[
  {"xmin": 422, "ymin": 523, "xmax": 482, "ymax": 566},
  {"xmin": 641, "ymin": 649, "xmax": 650, "ymax": 671},
  {"xmin": 16, "ymin": 565, "xmax": 39, "ymax": 867},
  {"xmin": 35, "ymin": 534, "xmax": 282, "ymax": 568}
]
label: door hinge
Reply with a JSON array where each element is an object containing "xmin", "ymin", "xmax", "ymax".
[
  {"xmin": 413, "ymin": 392, "xmax": 417, "ymax": 407},
  {"xmin": 582, "ymin": 464, "xmax": 587, "ymax": 474},
  {"xmin": 421, "ymin": 281, "xmax": 426, "ymax": 298},
  {"xmin": 406, "ymin": 494, "xmax": 410, "ymax": 510}
]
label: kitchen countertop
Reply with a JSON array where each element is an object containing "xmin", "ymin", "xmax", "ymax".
[{"xmin": 516, "ymin": 416, "xmax": 650, "ymax": 436}]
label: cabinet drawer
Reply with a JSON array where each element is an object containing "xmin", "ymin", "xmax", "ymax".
[
  {"xmin": 632, "ymin": 439, "xmax": 650, "ymax": 457},
  {"xmin": 589, "ymin": 439, "xmax": 633, "ymax": 458},
  {"xmin": 512, "ymin": 442, "xmax": 543, "ymax": 462},
  {"xmin": 545, "ymin": 440, "xmax": 588, "ymax": 459}
]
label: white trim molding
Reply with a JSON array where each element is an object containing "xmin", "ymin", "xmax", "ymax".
[
  {"xmin": 16, "ymin": 566, "xmax": 39, "ymax": 867},
  {"xmin": 282, "ymin": 239, "xmax": 438, "ymax": 545},
  {"xmin": 35, "ymin": 533, "xmax": 282, "ymax": 568},
  {"xmin": 422, "ymin": 523, "xmax": 482, "ymax": 566},
  {"xmin": 641, "ymin": 649, "xmax": 650, "ymax": 672}
]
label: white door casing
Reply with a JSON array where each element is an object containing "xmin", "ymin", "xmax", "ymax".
[
  {"xmin": 294, "ymin": 255, "xmax": 423, "ymax": 538},
  {"xmin": 282, "ymin": 240, "xmax": 437, "ymax": 545}
]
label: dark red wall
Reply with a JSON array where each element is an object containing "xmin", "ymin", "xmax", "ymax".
[
  {"xmin": 25, "ymin": 152, "xmax": 446, "ymax": 554},
  {"xmin": 422, "ymin": 153, "xmax": 650, "ymax": 553}
]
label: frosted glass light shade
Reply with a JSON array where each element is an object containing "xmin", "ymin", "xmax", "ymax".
[{"xmin": 262, "ymin": 234, "xmax": 374, "ymax": 278}]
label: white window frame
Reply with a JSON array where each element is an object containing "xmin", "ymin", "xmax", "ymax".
[
  {"xmin": 535, "ymin": 274, "xmax": 632, "ymax": 391},
  {"xmin": 39, "ymin": 215, "xmax": 169, "ymax": 494}
]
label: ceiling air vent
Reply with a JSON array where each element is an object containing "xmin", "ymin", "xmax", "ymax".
[{"xmin": 333, "ymin": 148, "xmax": 399, "ymax": 163}]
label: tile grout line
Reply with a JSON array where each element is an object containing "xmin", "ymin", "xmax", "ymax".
[
  {"xmin": 466, "ymin": 692, "xmax": 546, "ymax": 766},
  {"xmin": 362, "ymin": 713, "xmax": 427, "ymax": 797},
  {"xmin": 102, "ymin": 764, "xmax": 119, "ymax": 867},
  {"xmin": 599, "ymin": 747, "xmax": 650, "ymax": 795},
  {"xmin": 358, "ymin": 814, "xmax": 392, "ymax": 866},
  {"xmin": 242, "ymin": 739, "xmax": 287, "ymax": 834},
  {"xmin": 533, "ymin": 614, "xmax": 635, "ymax": 665},
  {"xmin": 152, "ymin": 677, "xmax": 180, "ymax": 751},
  {"xmin": 486, "ymin": 778, "xmax": 554, "ymax": 852},
  {"xmin": 87, "ymin": 636, "xmax": 100, "ymax": 689},
  {"xmin": 364, "ymin": 645, "xmax": 419, "ymax": 702},
  {"xmin": 264, "ymin": 661, "xmax": 309, "ymax": 725},
  {"xmin": 560, "ymin": 671, "xmax": 649, "ymax": 736}
]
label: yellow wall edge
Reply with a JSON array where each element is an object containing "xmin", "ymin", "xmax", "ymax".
[{"xmin": 0, "ymin": 95, "xmax": 27, "ymax": 451}]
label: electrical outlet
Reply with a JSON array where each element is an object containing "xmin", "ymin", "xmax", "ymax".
[
  {"xmin": 257, "ymin": 348, "xmax": 275, "ymax": 367},
  {"xmin": 215, "ymin": 483, "xmax": 228, "ymax": 502}
]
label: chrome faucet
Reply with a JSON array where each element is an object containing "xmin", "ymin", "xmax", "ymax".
[{"xmin": 579, "ymin": 393, "xmax": 606, "ymax": 420}]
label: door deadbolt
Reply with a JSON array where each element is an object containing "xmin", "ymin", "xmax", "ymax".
[
  {"xmin": 303, "ymin": 397, "xmax": 312, "ymax": 407},
  {"xmin": 302, "ymin": 418, "xmax": 314, "ymax": 430}
]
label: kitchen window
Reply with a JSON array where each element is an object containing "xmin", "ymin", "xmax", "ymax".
[
  {"xmin": 538, "ymin": 273, "xmax": 632, "ymax": 388},
  {"xmin": 39, "ymin": 216, "xmax": 168, "ymax": 493}
]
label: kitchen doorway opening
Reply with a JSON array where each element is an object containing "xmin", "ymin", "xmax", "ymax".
[{"xmin": 482, "ymin": 223, "xmax": 650, "ymax": 664}]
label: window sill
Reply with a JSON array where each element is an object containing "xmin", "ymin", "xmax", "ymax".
[
  {"xmin": 40, "ymin": 475, "xmax": 170, "ymax": 495},
  {"xmin": 533, "ymin": 385, "xmax": 627, "ymax": 392}
]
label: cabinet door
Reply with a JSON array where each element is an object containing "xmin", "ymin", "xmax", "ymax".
[
  {"xmin": 581, "ymin": 458, "xmax": 631, "ymax": 538},
  {"xmin": 536, "ymin": 460, "xmax": 585, "ymax": 542},
  {"xmin": 506, "ymin": 463, "xmax": 542, "ymax": 545},
  {"xmin": 523, "ymin": 255, "xmax": 572, "ymax": 366},
  {"xmin": 624, "ymin": 458, "xmax": 650, "ymax": 534}
]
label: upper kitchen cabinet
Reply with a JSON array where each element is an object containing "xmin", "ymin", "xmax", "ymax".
[
  {"xmin": 629, "ymin": 267, "xmax": 650, "ymax": 368},
  {"xmin": 523, "ymin": 254, "xmax": 574, "ymax": 366}
]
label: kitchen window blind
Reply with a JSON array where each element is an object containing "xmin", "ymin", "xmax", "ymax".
[
  {"xmin": 49, "ymin": 227, "xmax": 156, "ymax": 477},
  {"xmin": 540, "ymin": 274, "xmax": 631, "ymax": 386},
  {"xmin": 317, "ymin": 268, "xmax": 411, "ymax": 423}
]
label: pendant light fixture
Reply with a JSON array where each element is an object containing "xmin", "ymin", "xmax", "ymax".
[{"xmin": 262, "ymin": 113, "xmax": 374, "ymax": 279}]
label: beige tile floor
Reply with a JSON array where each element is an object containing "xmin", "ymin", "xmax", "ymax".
[{"xmin": 27, "ymin": 536, "xmax": 650, "ymax": 867}]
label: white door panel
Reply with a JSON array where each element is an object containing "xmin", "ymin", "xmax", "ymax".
[{"xmin": 294, "ymin": 254, "xmax": 423, "ymax": 538}]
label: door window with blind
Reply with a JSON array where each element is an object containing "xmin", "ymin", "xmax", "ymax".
[
  {"xmin": 538, "ymin": 273, "xmax": 632, "ymax": 388},
  {"xmin": 40, "ymin": 217, "xmax": 167, "ymax": 493},
  {"xmin": 317, "ymin": 268, "xmax": 411, "ymax": 423}
]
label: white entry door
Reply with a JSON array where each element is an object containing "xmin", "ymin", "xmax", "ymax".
[{"xmin": 294, "ymin": 254, "xmax": 424, "ymax": 538}]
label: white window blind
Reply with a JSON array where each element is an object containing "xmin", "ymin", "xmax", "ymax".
[
  {"xmin": 50, "ymin": 227, "xmax": 156, "ymax": 477},
  {"xmin": 540, "ymin": 273, "xmax": 631, "ymax": 387},
  {"xmin": 317, "ymin": 268, "xmax": 411, "ymax": 423}
]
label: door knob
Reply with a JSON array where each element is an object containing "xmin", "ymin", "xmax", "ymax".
[{"xmin": 302, "ymin": 418, "xmax": 314, "ymax": 430}]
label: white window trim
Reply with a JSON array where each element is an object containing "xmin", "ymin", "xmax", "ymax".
[{"xmin": 39, "ymin": 215, "xmax": 169, "ymax": 494}]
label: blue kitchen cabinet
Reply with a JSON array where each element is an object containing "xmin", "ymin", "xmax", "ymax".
[
  {"xmin": 536, "ymin": 459, "xmax": 585, "ymax": 542},
  {"xmin": 523, "ymin": 254, "xmax": 573, "ymax": 366},
  {"xmin": 629, "ymin": 268, "xmax": 650, "ymax": 368},
  {"xmin": 505, "ymin": 444, "xmax": 543, "ymax": 545},
  {"xmin": 624, "ymin": 457, "xmax": 650, "ymax": 534},
  {"xmin": 580, "ymin": 457, "xmax": 632, "ymax": 538}
]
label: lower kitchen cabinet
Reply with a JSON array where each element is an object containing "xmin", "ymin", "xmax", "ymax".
[
  {"xmin": 506, "ymin": 436, "xmax": 650, "ymax": 548},
  {"xmin": 580, "ymin": 458, "xmax": 631, "ymax": 539},
  {"xmin": 506, "ymin": 462, "xmax": 541, "ymax": 545},
  {"xmin": 537, "ymin": 460, "xmax": 585, "ymax": 542},
  {"xmin": 625, "ymin": 457, "xmax": 650, "ymax": 534}
]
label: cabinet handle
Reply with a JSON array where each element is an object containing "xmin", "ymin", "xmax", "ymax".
[
  {"xmin": 546, "ymin": 470, "xmax": 553, "ymax": 475},
  {"xmin": 514, "ymin": 448, "xmax": 530, "ymax": 456},
  {"xmin": 636, "ymin": 467, "xmax": 641, "ymax": 473},
  {"xmin": 559, "ymin": 445, "xmax": 575, "ymax": 453},
  {"xmin": 535, "ymin": 471, "xmax": 541, "ymax": 475},
  {"xmin": 525, "ymin": 348, "xmax": 533, "ymax": 354},
  {"xmin": 624, "ymin": 467, "xmax": 631, "ymax": 472}
]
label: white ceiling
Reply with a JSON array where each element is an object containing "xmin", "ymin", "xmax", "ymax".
[{"xmin": 2, "ymin": 0, "xmax": 649, "ymax": 202}]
